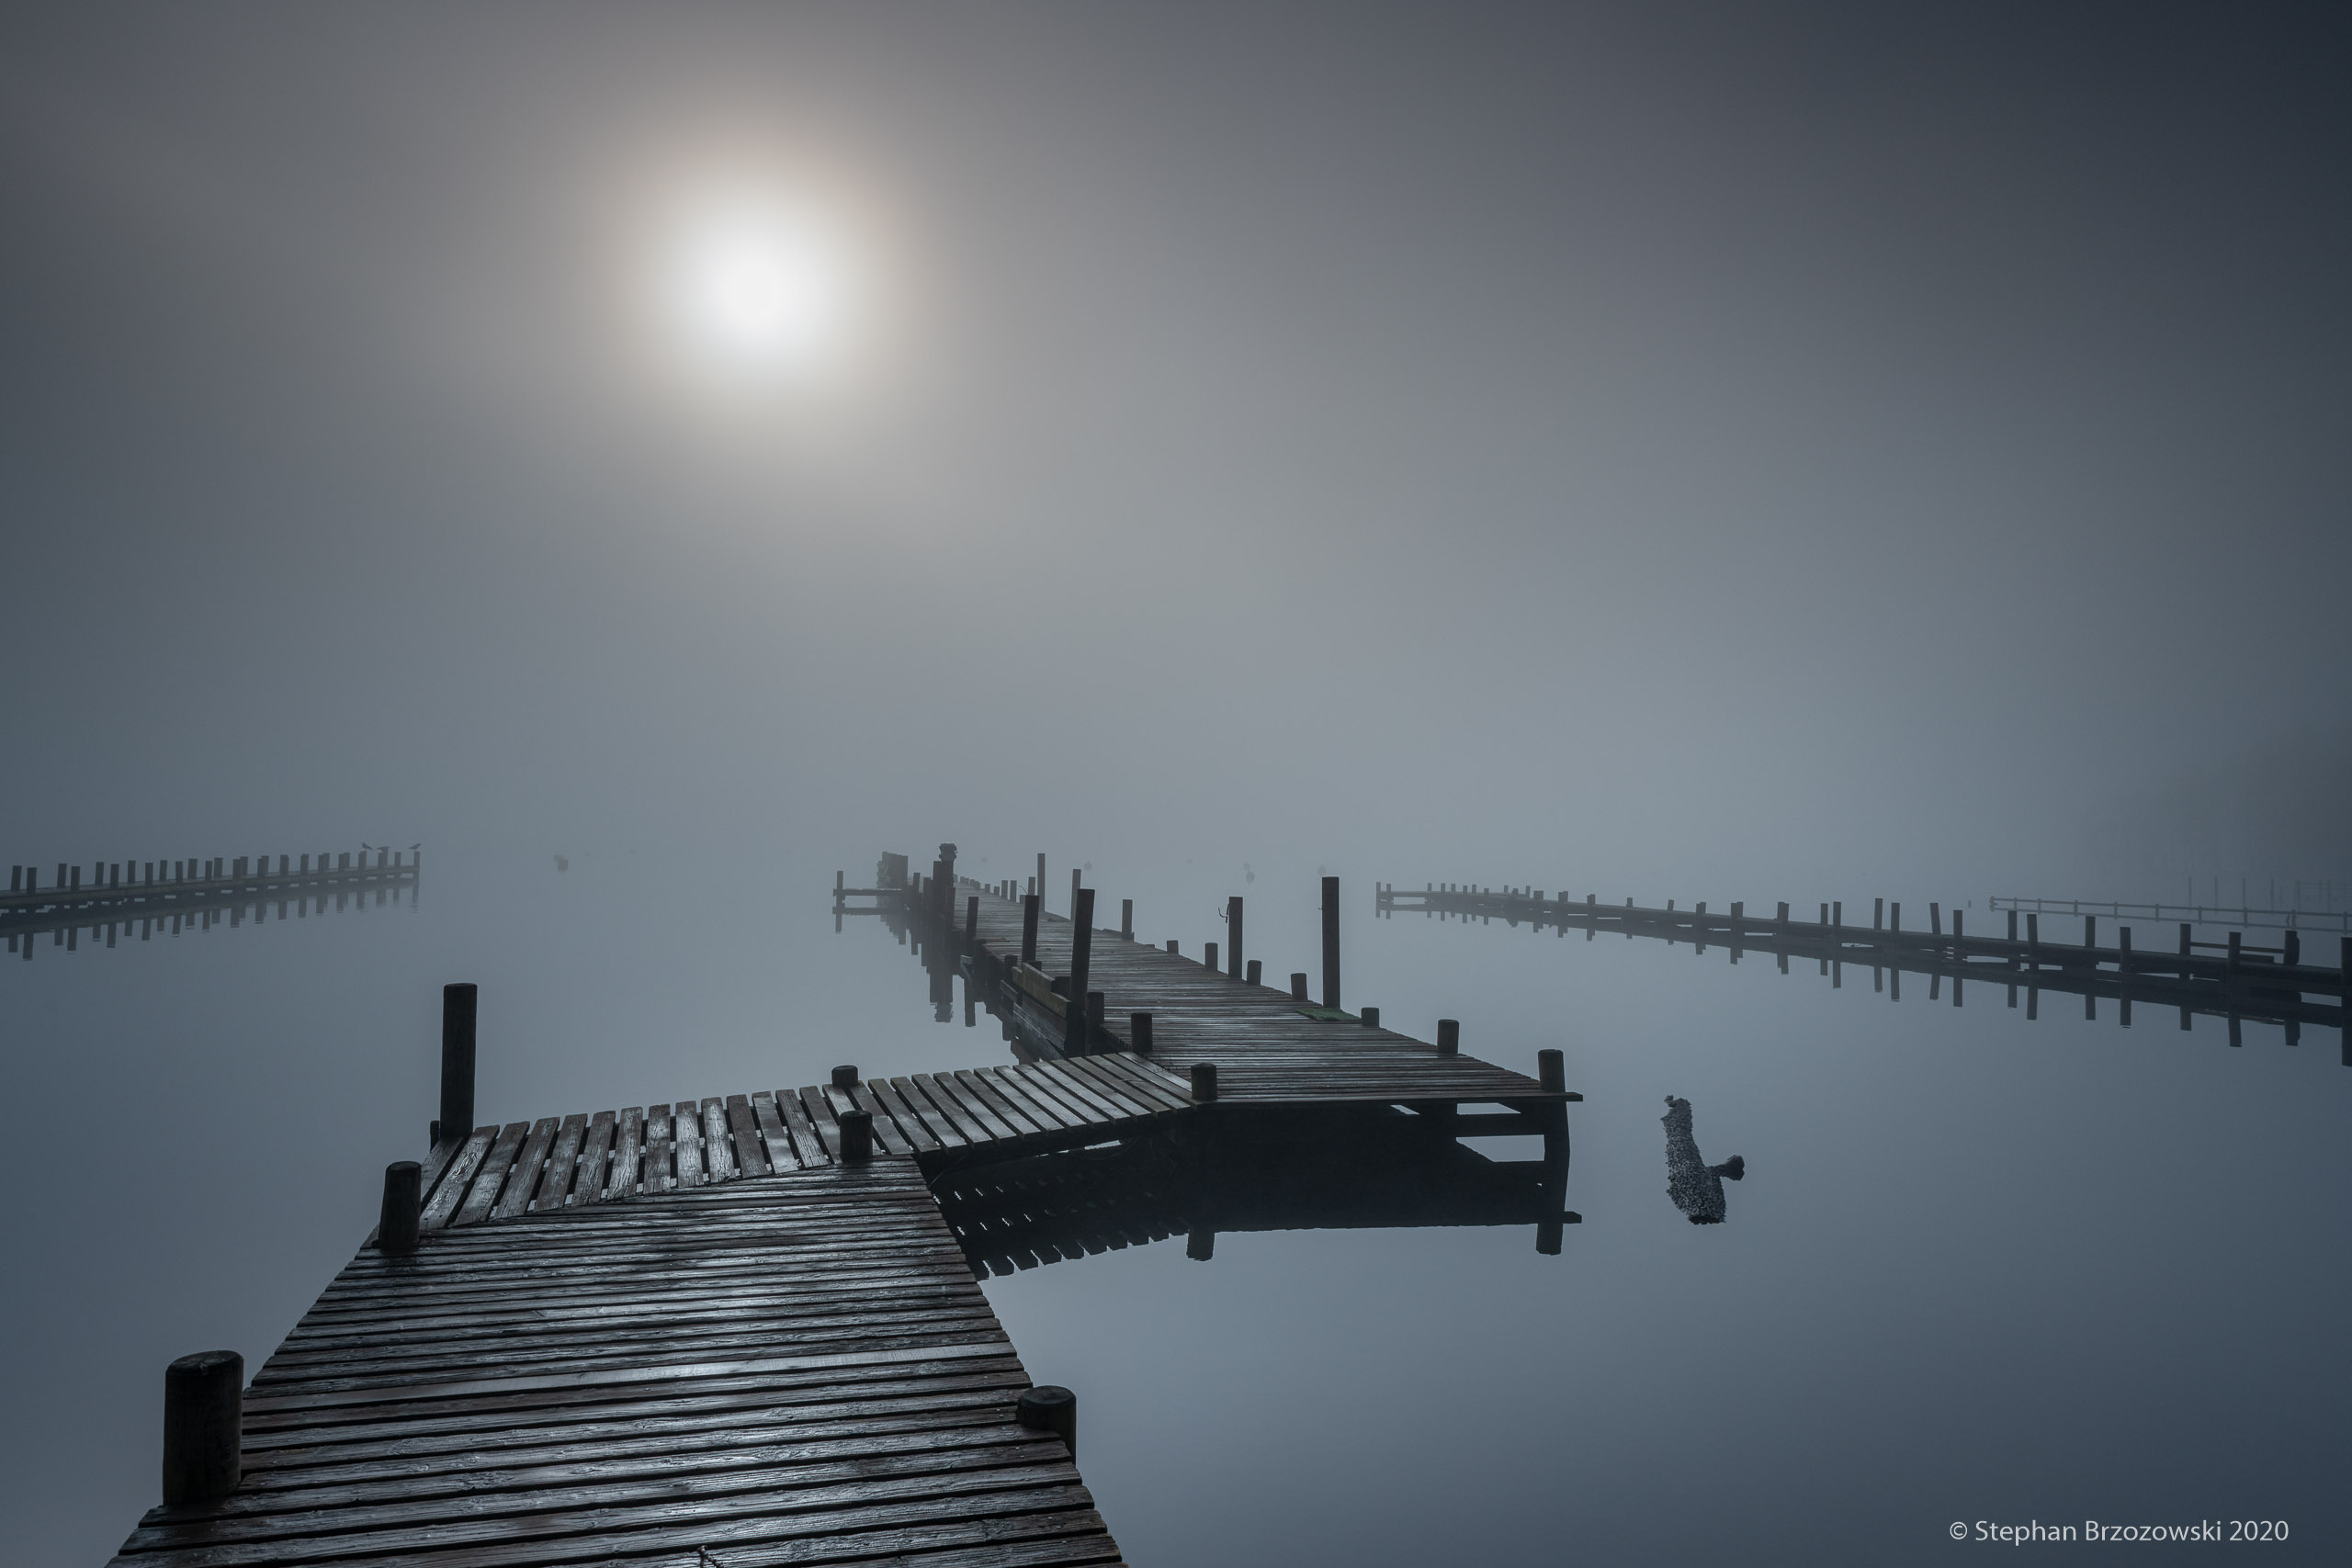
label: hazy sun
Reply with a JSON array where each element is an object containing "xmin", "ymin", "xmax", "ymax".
[{"xmin": 664, "ymin": 197, "xmax": 858, "ymax": 375}]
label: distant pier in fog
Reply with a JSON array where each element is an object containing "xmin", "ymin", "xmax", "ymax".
[
  {"xmin": 1380, "ymin": 881, "xmax": 2349, "ymax": 1060},
  {"xmin": 4, "ymin": 847, "xmax": 419, "ymax": 960}
]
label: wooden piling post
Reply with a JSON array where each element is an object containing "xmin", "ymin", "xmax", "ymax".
[
  {"xmin": 1022, "ymin": 895, "xmax": 1041, "ymax": 967},
  {"xmin": 966, "ymin": 896, "xmax": 978, "ymax": 942},
  {"xmin": 1929, "ymin": 902, "xmax": 1941, "ymax": 936},
  {"xmin": 1289, "ymin": 971, "xmax": 1308, "ymax": 1001},
  {"xmin": 1321, "ymin": 875, "xmax": 1340, "ymax": 1010},
  {"xmin": 1227, "ymin": 897, "xmax": 1243, "ymax": 978},
  {"xmin": 1016, "ymin": 1385, "xmax": 1077, "ymax": 1459},
  {"xmin": 1190, "ymin": 1062, "xmax": 1218, "ymax": 1100},
  {"xmin": 162, "ymin": 1351, "xmax": 242, "ymax": 1505},
  {"xmin": 1121, "ymin": 898, "xmax": 1133, "ymax": 941},
  {"xmin": 438, "ymin": 984, "xmax": 477, "ymax": 1151},
  {"xmin": 1246, "ymin": 959, "xmax": 1262, "ymax": 985},
  {"xmin": 1085, "ymin": 991, "xmax": 1104, "ymax": 1048},
  {"xmin": 1204, "ymin": 941, "xmax": 1219, "ymax": 972},
  {"xmin": 1361, "ymin": 1006, "xmax": 1380, "ymax": 1028},
  {"xmin": 1166, "ymin": 939, "xmax": 1179, "ymax": 953},
  {"xmin": 1537, "ymin": 1048, "xmax": 1565, "ymax": 1093},
  {"xmin": 2085, "ymin": 914, "xmax": 2097, "ymax": 949},
  {"xmin": 1063, "ymin": 889, "xmax": 1096, "ymax": 1054},
  {"xmin": 377, "ymin": 1162, "xmax": 421, "ymax": 1256},
  {"xmin": 838, "ymin": 1109, "xmax": 874, "ymax": 1163},
  {"xmin": 1873, "ymin": 897, "xmax": 1883, "ymax": 930},
  {"xmin": 831, "ymin": 1065, "xmax": 861, "ymax": 1090},
  {"xmin": 1131, "ymin": 1012, "xmax": 1153, "ymax": 1054},
  {"xmin": 1832, "ymin": 900, "xmax": 1842, "ymax": 928},
  {"xmin": 1437, "ymin": 1019, "xmax": 1459, "ymax": 1056}
]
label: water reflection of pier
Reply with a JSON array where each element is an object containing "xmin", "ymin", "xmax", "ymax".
[
  {"xmin": 5, "ymin": 848, "xmax": 419, "ymax": 961},
  {"xmin": 1380, "ymin": 883, "xmax": 2349, "ymax": 1060}
]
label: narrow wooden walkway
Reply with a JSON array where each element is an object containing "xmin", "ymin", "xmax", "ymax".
[
  {"xmin": 410, "ymin": 1055, "xmax": 1197, "ymax": 1235},
  {"xmin": 109, "ymin": 1164, "xmax": 1125, "ymax": 1568},
  {"xmin": 950, "ymin": 887, "xmax": 1560, "ymax": 1105}
]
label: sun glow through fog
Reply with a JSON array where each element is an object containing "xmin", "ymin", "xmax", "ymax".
[{"xmin": 664, "ymin": 197, "xmax": 859, "ymax": 377}]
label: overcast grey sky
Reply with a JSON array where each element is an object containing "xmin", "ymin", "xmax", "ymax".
[{"xmin": 5, "ymin": 2, "xmax": 2346, "ymax": 905}]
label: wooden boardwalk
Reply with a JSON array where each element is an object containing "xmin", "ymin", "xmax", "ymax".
[
  {"xmin": 106, "ymin": 852, "xmax": 1580, "ymax": 1565},
  {"xmin": 939, "ymin": 885, "xmax": 1566, "ymax": 1108},
  {"xmin": 110, "ymin": 1165, "xmax": 1125, "ymax": 1568},
  {"xmin": 409, "ymin": 1055, "xmax": 1197, "ymax": 1236},
  {"xmin": 1381, "ymin": 881, "xmax": 2350, "ymax": 1054}
]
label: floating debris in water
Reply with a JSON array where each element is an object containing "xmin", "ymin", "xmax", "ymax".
[{"xmin": 1664, "ymin": 1095, "xmax": 1745, "ymax": 1224}]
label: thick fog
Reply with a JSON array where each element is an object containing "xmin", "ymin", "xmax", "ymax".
[{"xmin": 4, "ymin": 6, "xmax": 2348, "ymax": 1564}]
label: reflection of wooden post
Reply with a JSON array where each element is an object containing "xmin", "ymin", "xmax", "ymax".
[
  {"xmin": 1190, "ymin": 1062, "xmax": 1218, "ymax": 1100},
  {"xmin": 1321, "ymin": 876, "xmax": 1340, "ymax": 1010}
]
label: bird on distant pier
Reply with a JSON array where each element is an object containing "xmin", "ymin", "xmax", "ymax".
[{"xmin": 1663, "ymin": 1096, "xmax": 1745, "ymax": 1224}]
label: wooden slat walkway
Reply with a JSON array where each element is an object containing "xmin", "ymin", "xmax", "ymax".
[
  {"xmin": 952, "ymin": 887, "xmax": 1555, "ymax": 1104},
  {"xmin": 108, "ymin": 1164, "xmax": 1126, "ymax": 1568},
  {"xmin": 402, "ymin": 1056, "xmax": 1195, "ymax": 1234}
]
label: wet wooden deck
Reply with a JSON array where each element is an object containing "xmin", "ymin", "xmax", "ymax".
[
  {"xmin": 108, "ymin": 1163, "xmax": 1126, "ymax": 1568},
  {"xmin": 955, "ymin": 886, "xmax": 1562, "ymax": 1105}
]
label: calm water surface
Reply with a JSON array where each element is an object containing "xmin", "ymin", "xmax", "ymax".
[{"xmin": 7, "ymin": 840, "xmax": 2344, "ymax": 1565}]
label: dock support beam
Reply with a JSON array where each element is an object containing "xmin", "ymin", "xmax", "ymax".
[
  {"xmin": 438, "ymin": 983, "xmax": 477, "ymax": 1151},
  {"xmin": 1062, "ymin": 888, "xmax": 1095, "ymax": 1054},
  {"xmin": 1321, "ymin": 876, "xmax": 1340, "ymax": 1010},
  {"xmin": 377, "ymin": 1162, "xmax": 420, "ymax": 1256},
  {"xmin": 163, "ymin": 1351, "xmax": 242, "ymax": 1505},
  {"xmin": 1018, "ymin": 1385, "xmax": 1077, "ymax": 1459}
]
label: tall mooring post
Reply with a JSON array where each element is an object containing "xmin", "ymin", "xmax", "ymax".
[
  {"xmin": 1063, "ymin": 887, "xmax": 1096, "ymax": 1054},
  {"xmin": 1227, "ymin": 896, "xmax": 1244, "ymax": 978},
  {"xmin": 438, "ymin": 983, "xmax": 477, "ymax": 1149},
  {"xmin": 162, "ymin": 1350, "xmax": 243, "ymax": 1505},
  {"xmin": 1021, "ymin": 894, "xmax": 1041, "ymax": 967},
  {"xmin": 1321, "ymin": 876, "xmax": 1340, "ymax": 1010}
]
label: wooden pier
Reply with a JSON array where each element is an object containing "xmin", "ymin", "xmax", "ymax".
[
  {"xmin": 5, "ymin": 848, "xmax": 418, "ymax": 959},
  {"xmin": 107, "ymin": 848, "xmax": 1579, "ymax": 1566},
  {"xmin": 1379, "ymin": 882, "xmax": 2350, "ymax": 1057}
]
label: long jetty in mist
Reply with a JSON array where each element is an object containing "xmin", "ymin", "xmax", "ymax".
[
  {"xmin": 104, "ymin": 842, "xmax": 1576, "ymax": 1568},
  {"xmin": 5, "ymin": 848, "xmax": 418, "ymax": 959},
  {"xmin": 1380, "ymin": 882, "xmax": 2349, "ymax": 1057}
]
